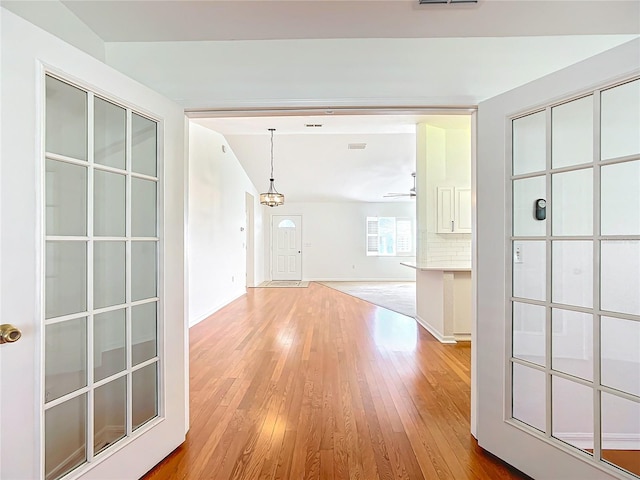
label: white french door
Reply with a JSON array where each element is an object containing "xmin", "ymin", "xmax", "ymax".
[
  {"xmin": 0, "ymin": 10, "xmax": 186, "ymax": 480},
  {"xmin": 476, "ymin": 39, "xmax": 640, "ymax": 480},
  {"xmin": 509, "ymin": 78, "xmax": 639, "ymax": 478},
  {"xmin": 271, "ymin": 215, "xmax": 302, "ymax": 281}
]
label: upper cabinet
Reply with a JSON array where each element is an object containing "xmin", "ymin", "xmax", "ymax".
[{"xmin": 437, "ymin": 186, "xmax": 471, "ymax": 233}]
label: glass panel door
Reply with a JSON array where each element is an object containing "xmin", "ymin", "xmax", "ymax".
[
  {"xmin": 510, "ymin": 78, "xmax": 640, "ymax": 478},
  {"xmin": 44, "ymin": 75, "xmax": 160, "ymax": 480}
]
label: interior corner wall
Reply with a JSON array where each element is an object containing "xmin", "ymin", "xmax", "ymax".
[
  {"xmin": 263, "ymin": 202, "xmax": 416, "ymax": 281},
  {"xmin": 188, "ymin": 122, "xmax": 264, "ymax": 327},
  {"xmin": 1, "ymin": 2, "xmax": 105, "ymax": 61}
]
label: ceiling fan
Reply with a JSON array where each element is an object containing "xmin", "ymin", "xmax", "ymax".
[{"xmin": 384, "ymin": 172, "xmax": 416, "ymax": 198}]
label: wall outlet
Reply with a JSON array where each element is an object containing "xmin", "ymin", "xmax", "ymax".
[
  {"xmin": 231, "ymin": 275, "xmax": 235, "ymax": 282},
  {"xmin": 514, "ymin": 246, "xmax": 523, "ymax": 264}
]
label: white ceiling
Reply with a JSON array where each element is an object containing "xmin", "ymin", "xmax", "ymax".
[
  {"xmin": 3, "ymin": 0, "xmax": 638, "ymax": 203},
  {"xmin": 60, "ymin": 0, "xmax": 639, "ymax": 41},
  {"xmin": 193, "ymin": 114, "xmax": 471, "ymax": 203}
]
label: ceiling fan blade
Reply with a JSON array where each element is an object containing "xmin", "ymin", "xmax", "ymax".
[{"xmin": 384, "ymin": 173, "xmax": 417, "ymax": 198}]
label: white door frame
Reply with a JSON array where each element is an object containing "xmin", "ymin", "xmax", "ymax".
[{"xmin": 245, "ymin": 192, "xmax": 255, "ymax": 288}]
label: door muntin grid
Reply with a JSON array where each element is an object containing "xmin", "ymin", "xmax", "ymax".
[
  {"xmin": 44, "ymin": 74, "xmax": 161, "ymax": 480},
  {"xmin": 509, "ymin": 78, "xmax": 640, "ymax": 479}
]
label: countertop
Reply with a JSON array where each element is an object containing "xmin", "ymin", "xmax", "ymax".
[{"xmin": 400, "ymin": 261, "xmax": 471, "ymax": 272}]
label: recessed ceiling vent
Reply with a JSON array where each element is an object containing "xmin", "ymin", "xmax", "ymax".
[
  {"xmin": 305, "ymin": 124, "xmax": 323, "ymax": 128},
  {"xmin": 348, "ymin": 143, "xmax": 367, "ymax": 150},
  {"xmin": 419, "ymin": 0, "xmax": 477, "ymax": 3}
]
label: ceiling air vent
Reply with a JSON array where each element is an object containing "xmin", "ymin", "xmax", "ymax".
[
  {"xmin": 419, "ymin": 0, "xmax": 477, "ymax": 3},
  {"xmin": 305, "ymin": 124, "xmax": 323, "ymax": 128},
  {"xmin": 348, "ymin": 143, "xmax": 367, "ymax": 150}
]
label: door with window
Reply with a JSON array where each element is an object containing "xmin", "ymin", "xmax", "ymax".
[
  {"xmin": 477, "ymin": 41, "xmax": 639, "ymax": 480},
  {"xmin": 271, "ymin": 215, "xmax": 302, "ymax": 281},
  {"xmin": 0, "ymin": 12, "xmax": 186, "ymax": 480}
]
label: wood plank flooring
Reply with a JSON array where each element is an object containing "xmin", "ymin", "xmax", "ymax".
[{"xmin": 143, "ymin": 282, "xmax": 529, "ymax": 480}]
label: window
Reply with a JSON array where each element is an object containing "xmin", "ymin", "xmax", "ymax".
[{"xmin": 366, "ymin": 217, "xmax": 413, "ymax": 256}]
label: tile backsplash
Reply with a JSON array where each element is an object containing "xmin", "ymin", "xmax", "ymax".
[{"xmin": 419, "ymin": 230, "xmax": 471, "ymax": 266}]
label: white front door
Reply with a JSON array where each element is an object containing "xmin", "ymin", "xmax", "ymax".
[
  {"xmin": 477, "ymin": 40, "xmax": 639, "ymax": 480},
  {"xmin": 0, "ymin": 10, "xmax": 186, "ymax": 480},
  {"xmin": 271, "ymin": 215, "xmax": 302, "ymax": 281}
]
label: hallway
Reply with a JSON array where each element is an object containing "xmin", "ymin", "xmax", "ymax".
[{"xmin": 144, "ymin": 283, "xmax": 527, "ymax": 479}]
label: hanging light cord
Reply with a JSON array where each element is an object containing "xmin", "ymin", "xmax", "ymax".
[{"xmin": 269, "ymin": 128, "xmax": 275, "ymax": 180}]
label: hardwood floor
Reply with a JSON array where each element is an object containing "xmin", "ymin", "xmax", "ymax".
[{"xmin": 143, "ymin": 282, "xmax": 529, "ymax": 480}]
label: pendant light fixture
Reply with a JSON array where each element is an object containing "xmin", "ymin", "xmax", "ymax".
[{"xmin": 259, "ymin": 128, "xmax": 285, "ymax": 207}]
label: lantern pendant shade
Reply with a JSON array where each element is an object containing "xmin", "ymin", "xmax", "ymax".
[
  {"xmin": 260, "ymin": 128, "xmax": 285, "ymax": 207},
  {"xmin": 260, "ymin": 179, "xmax": 285, "ymax": 207}
]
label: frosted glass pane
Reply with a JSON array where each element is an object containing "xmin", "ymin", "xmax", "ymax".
[
  {"xmin": 94, "ymin": 242, "xmax": 126, "ymax": 309},
  {"xmin": 552, "ymin": 96, "xmax": 593, "ymax": 169},
  {"xmin": 132, "ymin": 242, "xmax": 157, "ymax": 301},
  {"xmin": 94, "ymin": 309, "xmax": 126, "ymax": 382},
  {"xmin": 601, "ymin": 79, "xmax": 640, "ymax": 161},
  {"xmin": 552, "ymin": 241, "xmax": 593, "ymax": 308},
  {"xmin": 94, "ymin": 377, "xmax": 126, "ymax": 454},
  {"xmin": 132, "ymin": 363, "xmax": 158, "ymax": 430},
  {"xmin": 513, "ymin": 241, "xmax": 546, "ymax": 301},
  {"xmin": 131, "ymin": 178, "xmax": 157, "ymax": 237},
  {"xmin": 601, "ymin": 160, "xmax": 640, "ymax": 235},
  {"xmin": 45, "ymin": 318, "xmax": 87, "ymax": 402},
  {"xmin": 552, "ymin": 309, "xmax": 592, "ymax": 381},
  {"xmin": 512, "ymin": 302, "xmax": 545, "ymax": 366},
  {"xmin": 552, "ymin": 376, "xmax": 593, "ymax": 454},
  {"xmin": 46, "ymin": 76, "xmax": 87, "ymax": 160},
  {"xmin": 94, "ymin": 97, "xmax": 125, "ymax": 169},
  {"xmin": 132, "ymin": 113, "xmax": 157, "ymax": 176},
  {"xmin": 46, "ymin": 241, "xmax": 87, "ymax": 319},
  {"xmin": 46, "ymin": 160, "xmax": 87, "ymax": 236},
  {"xmin": 132, "ymin": 302, "xmax": 157, "ymax": 366},
  {"xmin": 512, "ymin": 363, "xmax": 545, "ymax": 432},
  {"xmin": 513, "ymin": 111, "xmax": 546, "ymax": 175},
  {"xmin": 601, "ymin": 392, "xmax": 640, "ymax": 477},
  {"xmin": 601, "ymin": 241, "xmax": 640, "ymax": 316},
  {"xmin": 552, "ymin": 168, "xmax": 593, "ymax": 236},
  {"xmin": 513, "ymin": 176, "xmax": 546, "ymax": 237},
  {"xmin": 94, "ymin": 170, "xmax": 125, "ymax": 237},
  {"xmin": 45, "ymin": 394, "xmax": 86, "ymax": 480},
  {"xmin": 601, "ymin": 316, "xmax": 640, "ymax": 397}
]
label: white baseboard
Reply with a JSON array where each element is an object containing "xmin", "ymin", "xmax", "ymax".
[
  {"xmin": 189, "ymin": 290, "xmax": 246, "ymax": 327},
  {"xmin": 454, "ymin": 333, "xmax": 472, "ymax": 342},
  {"xmin": 311, "ymin": 278, "xmax": 416, "ymax": 282},
  {"xmin": 415, "ymin": 315, "xmax": 457, "ymax": 344},
  {"xmin": 555, "ymin": 432, "xmax": 640, "ymax": 450}
]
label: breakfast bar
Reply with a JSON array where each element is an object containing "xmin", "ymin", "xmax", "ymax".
[{"xmin": 401, "ymin": 262, "xmax": 472, "ymax": 343}]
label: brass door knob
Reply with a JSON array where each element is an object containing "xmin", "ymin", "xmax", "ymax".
[{"xmin": 0, "ymin": 324, "xmax": 22, "ymax": 344}]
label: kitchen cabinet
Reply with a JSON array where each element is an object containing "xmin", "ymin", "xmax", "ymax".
[{"xmin": 437, "ymin": 186, "xmax": 471, "ymax": 233}]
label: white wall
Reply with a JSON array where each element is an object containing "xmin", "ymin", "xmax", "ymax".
[
  {"xmin": 104, "ymin": 36, "xmax": 637, "ymax": 109},
  {"xmin": 188, "ymin": 122, "xmax": 265, "ymax": 326},
  {"xmin": 263, "ymin": 202, "xmax": 416, "ymax": 281}
]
